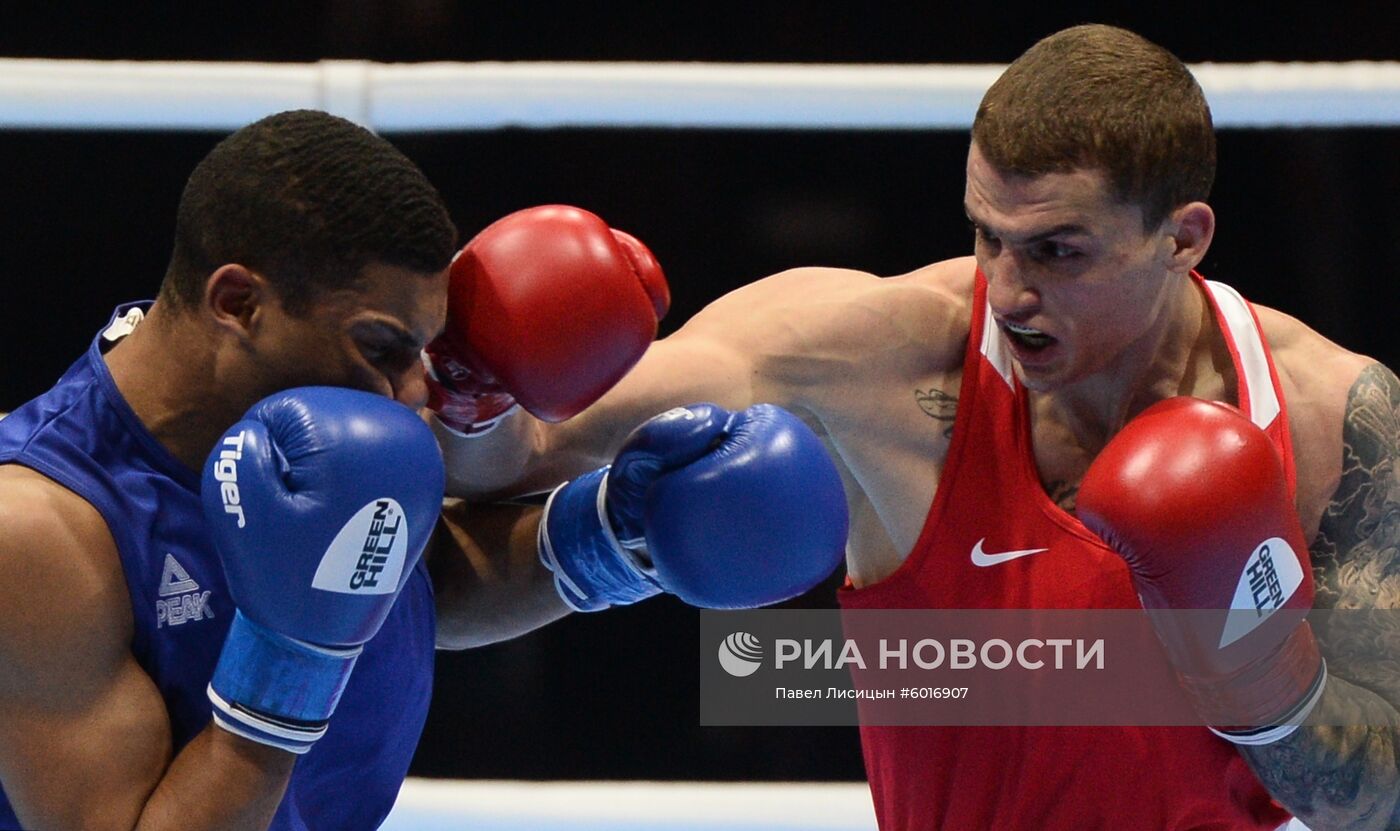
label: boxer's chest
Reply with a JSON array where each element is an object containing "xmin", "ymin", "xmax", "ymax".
[{"xmin": 836, "ymin": 363, "xmax": 1141, "ymax": 607}]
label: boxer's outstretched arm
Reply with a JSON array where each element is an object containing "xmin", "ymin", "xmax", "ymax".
[
  {"xmin": 428, "ymin": 261, "xmax": 969, "ymax": 639},
  {"xmin": 1241, "ymin": 362, "xmax": 1400, "ymax": 829},
  {"xmin": 428, "ymin": 499, "xmax": 571, "ymax": 649},
  {"xmin": 0, "ymin": 472, "xmax": 294, "ymax": 830},
  {"xmin": 430, "ymin": 400, "xmax": 849, "ymax": 646},
  {"xmin": 439, "ymin": 263, "xmax": 958, "ymax": 501},
  {"xmin": 435, "ymin": 294, "xmax": 765, "ymax": 501}
]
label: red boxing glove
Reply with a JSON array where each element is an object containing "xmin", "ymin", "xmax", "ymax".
[
  {"xmin": 1078, "ymin": 397, "xmax": 1325, "ymax": 743},
  {"xmin": 425, "ymin": 205, "xmax": 670, "ymax": 433},
  {"xmin": 421, "ymin": 348, "xmax": 519, "ymax": 435}
]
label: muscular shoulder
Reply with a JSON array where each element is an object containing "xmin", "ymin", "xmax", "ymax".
[
  {"xmin": 1256, "ymin": 305, "xmax": 1370, "ymax": 412},
  {"xmin": 1251, "ymin": 306, "xmax": 1372, "ymax": 533},
  {"xmin": 1251, "ymin": 305, "xmax": 1400, "ymax": 609},
  {"xmin": 1256, "ymin": 307, "xmax": 1368, "ymax": 474},
  {"xmin": 679, "ymin": 256, "xmax": 976, "ymax": 385},
  {"xmin": 0, "ymin": 465, "xmax": 131, "ymax": 699}
]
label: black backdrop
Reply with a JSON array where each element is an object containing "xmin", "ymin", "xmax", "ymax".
[{"xmin": 1, "ymin": 4, "xmax": 1397, "ymax": 782}]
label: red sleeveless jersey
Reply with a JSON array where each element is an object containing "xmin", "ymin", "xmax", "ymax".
[{"xmin": 837, "ymin": 270, "xmax": 1295, "ymax": 830}]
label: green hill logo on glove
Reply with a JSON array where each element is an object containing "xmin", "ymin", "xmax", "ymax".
[
  {"xmin": 311, "ymin": 499, "xmax": 409, "ymax": 595},
  {"xmin": 1219, "ymin": 536, "xmax": 1304, "ymax": 648}
]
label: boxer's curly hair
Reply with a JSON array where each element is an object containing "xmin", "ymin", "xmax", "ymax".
[
  {"xmin": 972, "ymin": 24, "xmax": 1216, "ymax": 232},
  {"xmin": 159, "ymin": 109, "xmax": 456, "ymax": 315}
]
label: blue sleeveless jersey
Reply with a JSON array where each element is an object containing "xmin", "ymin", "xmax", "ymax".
[{"xmin": 0, "ymin": 303, "xmax": 436, "ymax": 830}]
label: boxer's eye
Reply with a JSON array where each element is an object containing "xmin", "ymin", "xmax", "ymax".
[
  {"xmin": 357, "ymin": 341, "xmax": 387, "ymax": 362},
  {"xmin": 360, "ymin": 343, "xmax": 419, "ymax": 376},
  {"xmin": 352, "ymin": 322, "xmax": 418, "ymax": 369},
  {"xmin": 354, "ymin": 335, "xmax": 393, "ymax": 364},
  {"xmin": 1034, "ymin": 240, "xmax": 1079, "ymax": 261},
  {"xmin": 971, "ymin": 224, "xmax": 1001, "ymax": 253}
]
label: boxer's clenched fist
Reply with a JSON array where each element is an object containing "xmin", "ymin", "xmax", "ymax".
[
  {"xmin": 424, "ymin": 205, "xmax": 670, "ymax": 433},
  {"xmin": 538, "ymin": 403, "xmax": 849, "ymax": 611},
  {"xmin": 1079, "ymin": 397, "xmax": 1324, "ymax": 742},
  {"xmin": 201, "ymin": 387, "xmax": 445, "ymax": 753}
]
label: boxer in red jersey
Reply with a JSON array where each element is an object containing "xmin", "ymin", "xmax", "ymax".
[{"xmin": 434, "ymin": 25, "xmax": 1400, "ymax": 830}]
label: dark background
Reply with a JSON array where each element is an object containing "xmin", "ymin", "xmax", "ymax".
[{"xmin": 1, "ymin": 4, "xmax": 1397, "ymax": 782}]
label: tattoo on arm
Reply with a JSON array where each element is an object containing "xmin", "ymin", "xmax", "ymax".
[
  {"xmin": 1312, "ymin": 362, "xmax": 1400, "ymax": 613},
  {"xmin": 1241, "ymin": 677, "xmax": 1400, "ymax": 827},
  {"xmin": 1241, "ymin": 362, "xmax": 1400, "ymax": 828},
  {"xmin": 1311, "ymin": 363, "xmax": 1400, "ymax": 704},
  {"xmin": 915, "ymin": 388, "xmax": 957, "ymax": 440}
]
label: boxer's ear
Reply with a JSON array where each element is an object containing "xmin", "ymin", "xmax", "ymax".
[
  {"xmin": 1158, "ymin": 202, "xmax": 1215, "ymax": 275},
  {"xmin": 205, "ymin": 264, "xmax": 269, "ymax": 339}
]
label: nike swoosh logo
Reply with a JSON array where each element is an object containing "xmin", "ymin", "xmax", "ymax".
[{"xmin": 970, "ymin": 538, "xmax": 1049, "ymax": 567}]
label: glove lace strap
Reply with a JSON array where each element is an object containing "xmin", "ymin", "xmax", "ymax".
[
  {"xmin": 207, "ymin": 611, "xmax": 361, "ymax": 754},
  {"xmin": 1209, "ymin": 659, "xmax": 1328, "ymax": 746},
  {"xmin": 538, "ymin": 469, "xmax": 662, "ymax": 611}
]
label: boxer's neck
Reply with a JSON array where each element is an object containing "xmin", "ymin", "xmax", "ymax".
[
  {"xmin": 1030, "ymin": 275, "xmax": 1222, "ymax": 453},
  {"xmin": 104, "ymin": 300, "xmax": 248, "ymax": 473}
]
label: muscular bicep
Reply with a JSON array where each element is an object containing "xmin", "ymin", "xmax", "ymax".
[
  {"xmin": 0, "ymin": 488, "xmax": 172, "ymax": 829},
  {"xmin": 1310, "ymin": 362, "xmax": 1400, "ymax": 704},
  {"xmin": 448, "ymin": 262, "xmax": 969, "ymax": 501},
  {"xmin": 1, "ymin": 653, "xmax": 173, "ymax": 829}
]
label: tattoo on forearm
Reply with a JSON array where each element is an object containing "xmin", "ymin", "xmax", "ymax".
[
  {"xmin": 1241, "ymin": 677, "xmax": 1400, "ymax": 827},
  {"xmin": 915, "ymin": 388, "xmax": 957, "ymax": 440},
  {"xmin": 1241, "ymin": 362, "xmax": 1400, "ymax": 827}
]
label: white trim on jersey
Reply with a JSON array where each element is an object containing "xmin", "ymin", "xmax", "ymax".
[
  {"xmin": 980, "ymin": 301, "xmax": 1016, "ymax": 388},
  {"xmin": 1204, "ymin": 280, "xmax": 1282, "ymax": 430}
]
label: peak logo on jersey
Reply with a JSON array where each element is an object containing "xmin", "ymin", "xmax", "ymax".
[
  {"xmin": 311, "ymin": 499, "xmax": 408, "ymax": 595},
  {"xmin": 211, "ymin": 431, "xmax": 248, "ymax": 528},
  {"xmin": 156, "ymin": 553, "xmax": 214, "ymax": 628},
  {"xmin": 1219, "ymin": 537, "xmax": 1304, "ymax": 649}
]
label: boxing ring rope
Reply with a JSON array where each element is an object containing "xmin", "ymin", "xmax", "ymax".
[
  {"xmin": 2, "ymin": 58, "xmax": 1400, "ymax": 131},
  {"xmin": 381, "ymin": 780, "xmax": 878, "ymax": 830}
]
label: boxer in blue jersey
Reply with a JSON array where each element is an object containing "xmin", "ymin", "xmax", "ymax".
[{"xmin": 0, "ymin": 110, "xmax": 848, "ymax": 831}]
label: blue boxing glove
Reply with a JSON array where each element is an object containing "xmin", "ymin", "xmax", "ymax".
[
  {"xmin": 201, "ymin": 387, "xmax": 445, "ymax": 754},
  {"xmin": 539, "ymin": 403, "xmax": 848, "ymax": 610}
]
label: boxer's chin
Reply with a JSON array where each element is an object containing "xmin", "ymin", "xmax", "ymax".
[{"xmin": 1013, "ymin": 363, "xmax": 1062, "ymax": 393}]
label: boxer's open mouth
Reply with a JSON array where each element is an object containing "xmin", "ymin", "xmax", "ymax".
[{"xmin": 1003, "ymin": 321, "xmax": 1055, "ymax": 351}]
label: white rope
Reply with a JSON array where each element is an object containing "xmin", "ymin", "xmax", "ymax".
[
  {"xmin": 2, "ymin": 58, "xmax": 1399, "ymax": 131},
  {"xmin": 383, "ymin": 779, "xmax": 877, "ymax": 829}
]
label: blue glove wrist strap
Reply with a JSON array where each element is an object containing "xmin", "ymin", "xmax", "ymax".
[
  {"xmin": 208, "ymin": 610, "xmax": 361, "ymax": 754},
  {"xmin": 539, "ymin": 468, "xmax": 662, "ymax": 611}
]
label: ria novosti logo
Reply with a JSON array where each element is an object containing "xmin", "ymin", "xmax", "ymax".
[{"xmin": 718, "ymin": 632, "xmax": 764, "ymax": 677}]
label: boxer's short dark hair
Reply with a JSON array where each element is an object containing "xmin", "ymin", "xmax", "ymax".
[
  {"xmin": 971, "ymin": 24, "xmax": 1216, "ymax": 231},
  {"xmin": 159, "ymin": 109, "xmax": 456, "ymax": 314}
]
